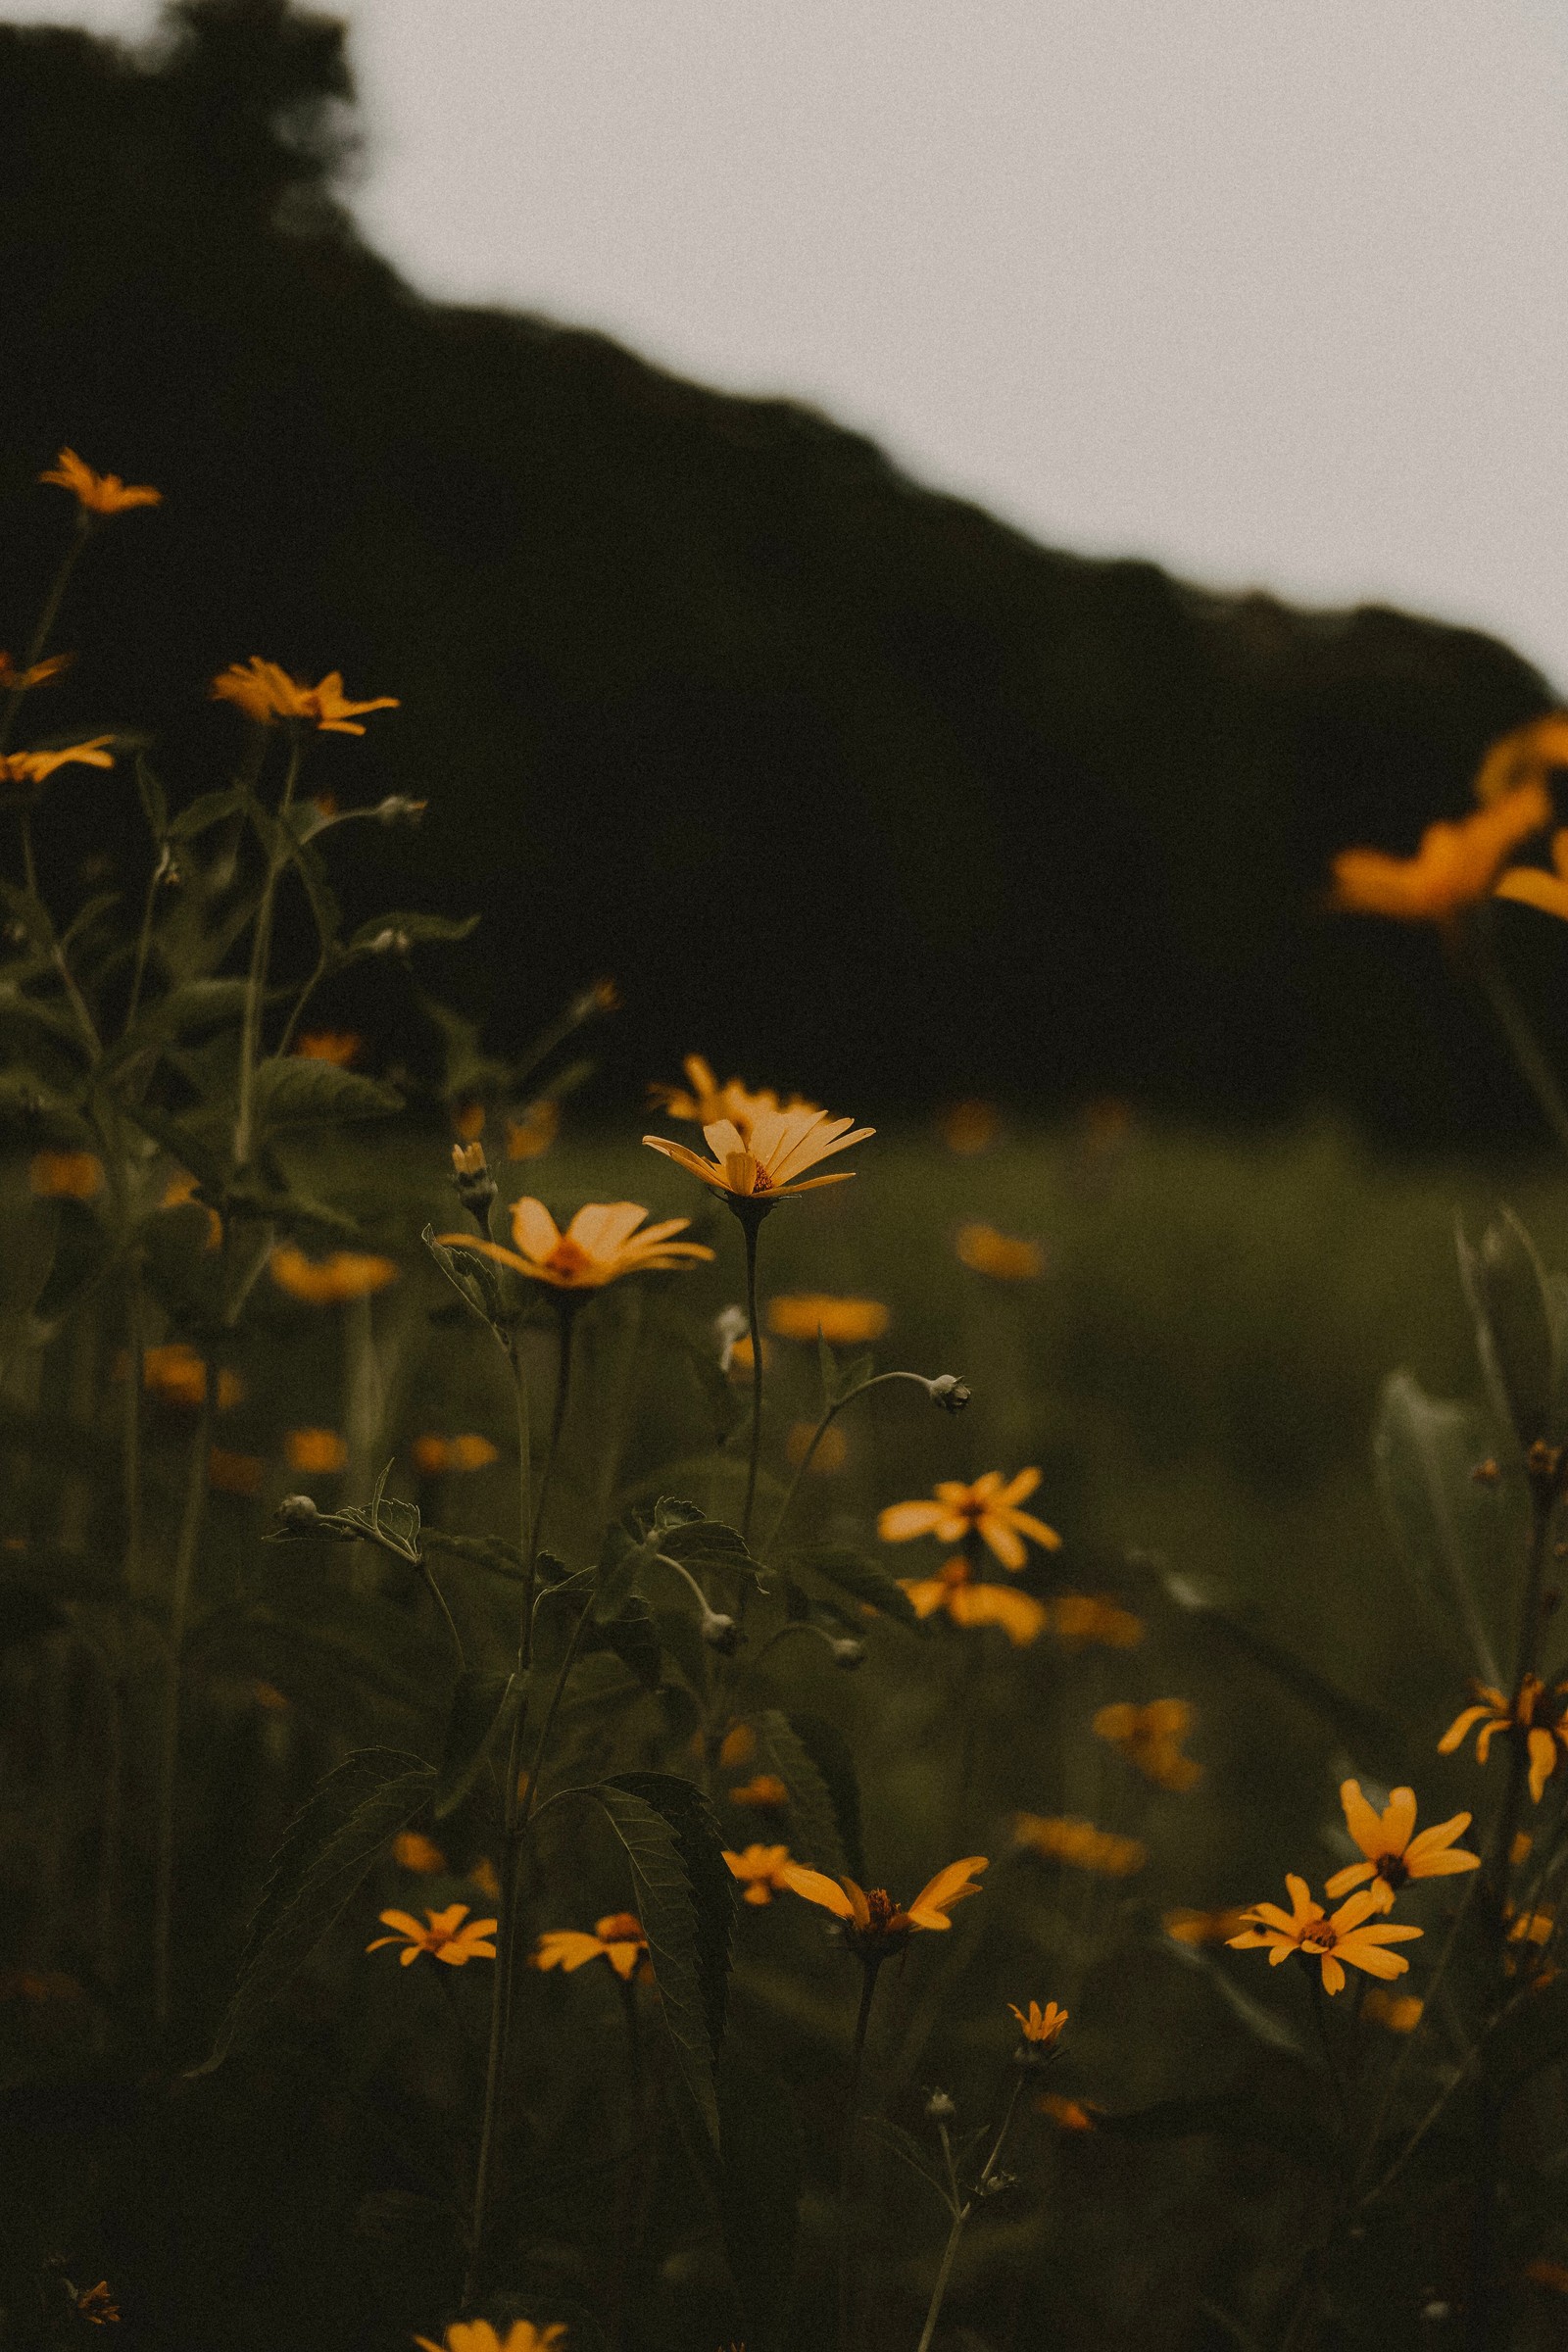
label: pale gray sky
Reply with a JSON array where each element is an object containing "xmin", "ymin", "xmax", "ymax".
[{"xmin": 13, "ymin": 0, "xmax": 1568, "ymax": 683}]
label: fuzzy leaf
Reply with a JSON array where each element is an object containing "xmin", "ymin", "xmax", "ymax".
[
  {"xmin": 780, "ymin": 1711, "xmax": 865, "ymax": 1883},
  {"xmin": 253, "ymin": 1056, "xmax": 402, "ymax": 1130},
  {"xmin": 753, "ymin": 1709, "xmax": 848, "ymax": 1878},
  {"xmin": 167, "ymin": 784, "xmax": 246, "ymax": 841},
  {"xmin": 422, "ymin": 1223, "xmax": 508, "ymax": 1340},
  {"xmin": 788, "ymin": 1544, "xmax": 917, "ymax": 1627}
]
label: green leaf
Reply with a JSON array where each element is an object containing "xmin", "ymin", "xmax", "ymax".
[
  {"xmin": 653, "ymin": 1498, "xmax": 766, "ymax": 1592},
  {"xmin": 349, "ymin": 910, "xmax": 480, "ymax": 953},
  {"xmin": 189, "ymin": 1746, "xmax": 438, "ymax": 2074},
  {"xmin": 421, "ymin": 1526, "xmax": 526, "ymax": 1581},
  {"xmin": 717, "ymin": 2057, "xmax": 804, "ymax": 2348},
  {"xmin": 252, "ymin": 1056, "xmax": 402, "ymax": 1130},
  {"xmin": 1373, "ymin": 1369, "xmax": 1505, "ymax": 1685},
  {"xmin": 788, "ymin": 1543, "xmax": 918, "ymax": 1628},
  {"xmin": 435, "ymin": 1669, "xmax": 522, "ymax": 1819},
  {"xmin": 591, "ymin": 1772, "xmax": 733, "ymax": 2143},
  {"xmin": 780, "ymin": 1712, "xmax": 865, "ymax": 1883},
  {"xmin": 167, "ymin": 784, "xmax": 246, "ymax": 841},
  {"xmin": 753, "ymin": 1709, "xmax": 848, "ymax": 1878},
  {"xmin": 133, "ymin": 752, "xmax": 169, "ymax": 839},
  {"xmin": 593, "ymin": 1522, "xmax": 662, "ymax": 1625},
  {"xmin": 1455, "ymin": 1207, "xmax": 1556, "ymax": 1452},
  {"xmin": 422, "ymin": 1223, "xmax": 509, "ymax": 1341},
  {"xmin": 334, "ymin": 1460, "xmax": 422, "ymax": 1561}
]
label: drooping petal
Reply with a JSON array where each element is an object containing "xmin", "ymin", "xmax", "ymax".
[
  {"xmin": 1004, "ymin": 1507, "xmax": 1062, "ymax": 1550},
  {"xmin": 779, "ymin": 1862, "xmax": 858, "ymax": 1919},
  {"xmin": 979, "ymin": 1518, "xmax": 1027, "ymax": 1571},
  {"xmin": 906, "ymin": 1856, "xmax": 987, "ymax": 1929},
  {"xmin": 1437, "ymin": 1700, "xmax": 1500, "ymax": 1753},
  {"xmin": 1318, "ymin": 1953, "xmax": 1347, "ymax": 1995}
]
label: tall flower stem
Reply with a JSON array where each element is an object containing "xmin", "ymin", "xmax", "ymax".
[
  {"xmin": 914, "ymin": 2077, "xmax": 1025, "ymax": 2352},
  {"xmin": 233, "ymin": 726, "xmax": 300, "ymax": 1169},
  {"xmin": 736, "ymin": 1203, "xmax": 768, "ymax": 1544},
  {"xmin": 763, "ymin": 1370, "xmax": 961, "ymax": 1554},
  {"xmin": 1486, "ymin": 1479, "xmax": 1555, "ymax": 1939},
  {"xmin": 838, "ymin": 1953, "xmax": 884, "ymax": 2352},
  {"xmin": 531, "ymin": 1299, "xmax": 580, "ymax": 1560},
  {"xmin": 152, "ymin": 1364, "xmax": 218, "ymax": 2034}
]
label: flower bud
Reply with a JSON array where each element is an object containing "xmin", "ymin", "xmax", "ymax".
[
  {"xmin": 928, "ymin": 1375, "xmax": 971, "ymax": 1413},
  {"xmin": 374, "ymin": 795, "xmax": 427, "ymax": 827},
  {"xmin": 830, "ymin": 1638, "xmax": 866, "ymax": 1670},
  {"xmin": 713, "ymin": 1304, "xmax": 749, "ymax": 1374},
  {"xmin": 365, "ymin": 926, "xmax": 412, "ymax": 957},
  {"xmin": 450, "ymin": 1141, "xmax": 498, "ymax": 1217},
  {"xmin": 923, "ymin": 2088, "xmax": 956, "ymax": 2122},
  {"xmin": 276, "ymin": 1494, "xmax": 321, "ymax": 1527},
  {"xmin": 700, "ymin": 1607, "xmax": 741, "ymax": 1655}
]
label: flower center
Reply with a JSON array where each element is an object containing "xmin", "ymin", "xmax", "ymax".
[
  {"xmin": 940, "ymin": 1558, "xmax": 972, "ymax": 1589},
  {"xmin": 545, "ymin": 1238, "xmax": 593, "ymax": 1279},
  {"xmin": 1376, "ymin": 1853, "xmax": 1409, "ymax": 1888},
  {"xmin": 1299, "ymin": 1922, "xmax": 1337, "ymax": 1950}
]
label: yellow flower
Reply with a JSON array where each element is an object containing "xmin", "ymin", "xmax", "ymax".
[
  {"xmin": 1496, "ymin": 824, "xmax": 1568, "ymax": 923},
  {"xmin": 729, "ymin": 1774, "xmax": 789, "ymax": 1808},
  {"xmin": 779, "ymin": 1856, "xmax": 986, "ymax": 1954},
  {"xmin": 1051, "ymin": 1592, "xmax": 1144, "ymax": 1650},
  {"xmin": 724, "ymin": 1844, "xmax": 795, "ymax": 1905},
  {"xmin": 647, "ymin": 1054, "xmax": 819, "ymax": 1126},
  {"xmin": 1092, "ymin": 1699, "xmax": 1202, "ymax": 1792},
  {"xmin": 766, "ymin": 1294, "xmax": 889, "ymax": 1344},
  {"xmin": 0, "ymin": 651, "xmax": 72, "ymax": 692},
  {"xmin": 1162, "ymin": 1906, "xmax": 1250, "ymax": 1946},
  {"xmin": 1439, "ymin": 1675, "xmax": 1568, "ymax": 1803},
  {"xmin": 469, "ymin": 1857, "xmax": 501, "ymax": 1898},
  {"xmin": 1362, "ymin": 1987, "xmax": 1424, "ymax": 2033},
  {"xmin": 28, "ymin": 1150, "xmax": 104, "ymax": 1200},
  {"xmin": 291, "ymin": 1031, "xmax": 361, "ymax": 1065},
  {"xmin": 211, "ymin": 657, "xmax": 399, "ymax": 734},
  {"xmin": 435, "ymin": 1199, "xmax": 713, "ymax": 1291},
  {"xmin": 392, "ymin": 1832, "xmax": 449, "ymax": 1875},
  {"xmin": 208, "ymin": 1448, "xmax": 265, "ymax": 1496},
  {"xmin": 940, "ymin": 1099, "xmax": 1001, "ymax": 1154},
  {"xmin": 643, "ymin": 1104, "xmax": 873, "ymax": 1202},
  {"xmin": 0, "ymin": 739, "xmax": 116, "ymax": 790},
  {"xmin": 900, "ymin": 1556, "xmax": 1047, "ymax": 1645},
  {"xmin": 284, "ymin": 1428, "xmax": 348, "ymax": 1474},
  {"xmin": 1324, "ymin": 1781, "xmax": 1480, "ymax": 1910},
  {"xmin": 1038, "ymin": 2093, "xmax": 1100, "ymax": 2132},
  {"xmin": 533, "ymin": 1912, "xmax": 650, "ymax": 1982},
  {"xmin": 506, "ymin": 1099, "xmax": 561, "ymax": 1159},
  {"xmin": 1013, "ymin": 1814, "xmax": 1147, "ymax": 1877},
  {"xmin": 74, "ymin": 2281, "xmax": 120, "ymax": 2327},
  {"xmin": 367, "ymin": 1903, "xmax": 497, "ymax": 1967},
  {"xmin": 718, "ymin": 1724, "xmax": 757, "ymax": 1767},
  {"xmin": 1227, "ymin": 1874, "xmax": 1422, "ymax": 1995},
  {"xmin": 39, "ymin": 448, "xmax": 161, "ymax": 514},
  {"xmin": 1506, "ymin": 1904, "xmax": 1554, "ymax": 1948},
  {"xmin": 1329, "ymin": 780, "xmax": 1550, "ymax": 923},
  {"xmin": 453, "ymin": 1100, "xmax": 486, "ymax": 1142},
  {"xmin": 955, "ymin": 1222, "xmax": 1046, "ymax": 1281},
  {"xmin": 1472, "ymin": 710, "xmax": 1568, "ymax": 806},
  {"xmin": 878, "ymin": 1469, "xmax": 1059, "ymax": 1571},
  {"xmin": 415, "ymin": 2324, "xmax": 569, "ymax": 2352},
  {"xmin": 160, "ymin": 1169, "xmax": 221, "ymax": 1249},
  {"xmin": 786, "ymin": 1419, "xmax": 849, "ymax": 1471},
  {"xmin": 412, "ymin": 1433, "xmax": 500, "ymax": 1475},
  {"xmin": 140, "ymin": 1344, "xmax": 243, "ymax": 1411},
  {"xmin": 1009, "ymin": 1997, "xmax": 1068, "ymax": 2047},
  {"xmin": 270, "ymin": 1245, "xmax": 399, "ymax": 1303}
]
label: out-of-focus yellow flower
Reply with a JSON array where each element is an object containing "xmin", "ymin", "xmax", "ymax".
[
  {"xmin": 767, "ymin": 1294, "xmax": 889, "ymax": 1345},
  {"xmin": 1324, "ymin": 1781, "xmax": 1479, "ymax": 1911},
  {"xmin": 1162, "ymin": 1906, "xmax": 1250, "ymax": 1945},
  {"xmin": 506, "ymin": 1099, "xmax": 561, "ymax": 1159},
  {"xmin": 393, "ymin": 1832, "xmax": 448, "ymax": 1875},
  {"xmin": 415, "ymin": 2323, "xmax": 569, "ymax": 2352},
  {"xmin": 1038, "ymin": 2093, "xmax": 1101, "ymax": 2132},
  {"xmin": 160, "ymin": 1169, "xmax": 221, "ymax": 1249},
  {"xmin": 779, "ymin": 1856, "xmax": 986, "ymax": 1954},
  {"xmin": 211, "ymin": 658, "xmax": 399, "ymax": 734},
  {"xmin": 1362, "ymin": 1986, "xmax": 1424, "ymax": 2033},
  {"xmin": 1329, "ymin": 781, "xmax": 1549, "ymax": 923},
  {"xmin": 648, "ymin": 1054, "xmax": 819, "ymax": 1127},
  {"xmin": 291, "ymin": 1031, "xmax": 361, "ymax": 1065},
  {"xmin": 208, "ymin": 1449, "xmax": 265, "ymax": 1496},
  {"xmin": 534, "ymin": 1912, "xmax": 650, "ymax": 1982},
  {"xmin": 644, "ymin": 1105, "xmax": 872, "ymax": 1202},
  {"xmin": 468, "ymin": 1856, "xmax": 501, "ymax": 1898},
  {"xmin": 73, "ymin": 2281, "xmax": 120, "ymax": 2327},
  {"xmin": 878, "ymin": 1470, "xmax": 1059, "ymax": 1571},
  {"xmin": 955, "ymin": 1222, "xmax": 1046, "ymax": 1280},
  {"xmin": 1051, "ymin": 1592, "xmax": 1144, "ymax": 1650},
  {"xmin": 1496, "ymin": 825, "xmax": 1568, "ymax": 923},
  {"xmin": 0, "ymin": 738, "xmax": 115, "ymax": 793},
  {"xmin": 1093, "ymin": 1699, "xmax": 1202, "ymax": 1792},
  {"xmin": 254, "ymin": 1682, "xmax": 291, "ymax": 1712},
  {"xmin": 718, "ymin": 1724, "xmax": 757, "ymax": 1767},
  {"xmin": 940, "ymin": 1099, "xmax": 1001, "ymax": 1154},
  {"xmin": 412, "ymin": 1434, "xmax": 500, "ymax": 1476},
  {"xmin": 1439, "ymin": 1674, "xmax": 1568, "ymax": 1803},
  {"xmin": 1227, "ymin": 1875, "xmax": 1421, "ymax": 1996},
  {"xmin": 1525, "ymin": 2258, "xmax": 1568, "ymax": 2296},
  {"xmin": 1472, "ymin": 710, "xmax": 1568, "ymax": 805},
  {"xmin": 1506, "ymin": 1905, "xmax": 1555, "ymax": 1948},
  {"xmin": 0, "ymin": 651, "xmax": 72, "ymax": 692},
  {"xmin": 729, "ymin": 1774, "xmax": 788, "ymax": 1809},
  {"xmin": 270, "ymin": 1245, "xmax": 399, "ymax": 1303},
  {"xmin": 1009, "ymin": 1997, "xmax": 1068, "ymax": 2047},
  {"xmin": 28, "ymin": 1150, "xmax": 104, "ymax": 1200},
  {"xmin": 786, "ymin": 1418, "xmax": 849, "ymax": 1471},
  {"xmin": 140, "ymin": 1344, "xmax": 243, "ymax": 1410},
  {"xmin": 900, "ymin": 1556, "xmax": 1047, "ymax": 1645},
  {"xmin": 1013, "ymin": 1814, "xmax": 1147, "ymax": 1877},
  {"xmin": 39, "ymin": 448, "xmax": 161, "ymax": 514},
  {"xmin": 452, "ymin": 1100, "xmax": 486, "ymax": 1142},
  {"xmin": 436, "ymin": 1199, "xmax": 712, "ymax": 1291},
  {"xmin": 284, "ymin": 1428, "xmax": 348, "ymax": 1475},
  {"xmin": 367, "ymin": 1903, "xmax": 497, "ymax": 1967},
  {"xmin": 724, "ymin": 1844, "xmax": 795, "ymax": 1905},
  {"xmin": 0, "ymin": 1968, "xmax": 86, "ymax": 2003}
]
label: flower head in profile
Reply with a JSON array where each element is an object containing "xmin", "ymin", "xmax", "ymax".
[
  {"xmin": 1009, "ymin": 1997, "xmax": 1068, "ymax": 2049},
  {"xmin": 211, "ymin": 657, "xmax": 399, "ymax": 734},
  {"xmin": 415, "ymin": 2322, "xmax": 568, "ymax": 2352},
  {"xmin": 1162, "ymin": 1906, "xmax": 1250, "ymax": 1946},
  {"xmin": 878, "ymin": 1469, "xmax": 1059, "ymax": 1571},
  {"xmin": 724, "ymin": 1844, "xmax": 795, "ymax": 1905},
  {"xmin": 291, "ymin": 1031, "xmax": 361, "ymax": 1066},
  {"xmin": 1362, "ymin": 1986, "xmax": 1424, "ymax": 2033},
  {"xmin": 0, "ymin": 651, "xmax": 72, "ymax": 694},
  {"xmin": 1324, "ymin": 1781, "xmax": 1479, "ymax": 1911},
  {"xmin": 956, "ymin": 1222, "xmax": 1046, "ymax": 1280},
  {"xmin": 644, "ymin": 1104, "xmax": 872, "ymax": 1205},
  {"xmin": 1439, "ymin": 1675, "xmax": 1568, "ymax": 1803},
  {"xmin": 367, "ymin": 1903, "xmax": 497, "ymax": 1967},
  {"xmin": 900, "ymin": 1555, "xmax": 1047, "ymax": 1646},
  {"xmin": 533, "ymin": 1912, "xmax": 650, "ymax": 1982},
  {"xmin": 766, "ymin": 1294, "xmax": 889, "ymax": 1344},
  {"xmin": 0, "ymin": 738, "xmax": 116, "ymax": 794},
  {"xmin": 270, "ymin": 1244, "xmax": 399, "ymax": 1303},
  {"xmin": 506, "ymin": 1099, "xmax": 561, "ymax": 1160},
  {"xmin": 779, "ymin": 1856, "xmax": 985, "ymax": 1957},
  {"xmin": 1051, "ymin": 1592, "xmax": 1144, "ymax": 1650},
  {"xmin": 1329, "ymin": 780, "xmax": 1549, "ymax": 924},
  {"xmin": 29, "ymin": 1150, "xmax": 105, "ymax": 1200},
  {"xmin": 1092, "ymin": 1699, "xmax": 1201, "ymax": 1792},
  {"xmin": 393, "ymin": 1832, "xmax": 448, "ymax": 1875},
  {"xmin": 434, "ymin": 1199, "xmax": 713, "ymax": 1291},
  {"xmin": 1013, "ymin": 1814, "xmax": 1147, "ymax": 1877},
  {"xmin": 1227, "ymin": 1874, "xmax": 1421, "ymax": 1994},
  {"xmin": 39, "ymin": 448, "xmax": 161, "ymax": 514},
  {"xmin": 729, "ymin": 1773, "xmax": 788, "ymax": 1809},
  {"xmin": 648, "ymin": 1054, "xmax": 818, "ymax": 1126}
]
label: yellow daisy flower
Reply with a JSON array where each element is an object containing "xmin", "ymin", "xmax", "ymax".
[
  {"xmin": 211, "ymin": 657, "xmax": 399, "ymax": 734},
  {"xmin": 643, "ymin": 1104, "xmax": 872, "ymax": 1202},
  {"xmin": 367, "ymin": 1903, "xmax": 497, "ymax": 1967},
  {"xmin": 0, "ymin": 738, "xmax": 116, "ymax": 789},
  {"xmin": 269, "ymin": 1245, "xmax": 399, "ymax": 1303},
  {"xmin": 766, "ymin": 1294, "xmax": 889, "ymax": 1344},
  {"xmin": 900, "ymin": 1556, "xmax": 1047, "ymax": 1645},
  {"xmin": 1439, "ymin": 1675, "xmax": 1568, "ymax": 1803},
  {"xmin": 1330, "ymin": 780, "xmax": 1549, "ymax": 924},
  {"xmin": 1092, "ymin": 1699, "xmax": 1201, "ymax": 1792},
  {"xmin": 779, "ymin": 1856, "xmax": 985, "ymax": 1954},
  {"xmin": 647, "ymin": 1054, "xmax": 819, "ymax": 1126},
  {"xmin": 533, "ymin": 1912, "xmax": 649, "ymax": 1982},
  {"xmin": 39, "ymin": 447, "xmax": 161, "ymax": 514},
  {"xmin": 434, "ymin": 1199, "xmax": 712, "ymax": 1290},
  {"xmin": 1009, "ymin": 1997, "xmax": 1068, "ymax": 2047},
  {"xmin": 415, "ymin": 2320, "xmax": 568, "ymax": 2351},
  {"xmin": 1227, "ymin": 1874, "xmax": 1421, "ymax": 1995},
  {"xmin": 724, "ymin": 1844, "xmax": 795, "ymax": 1905},
  {"xmin": 878, "ymin": 1469, "xmax": 1059, "ymax": 1571},
  {"xmin": 1324, "ymin": 1781, "xmax": 1479, "ymax": 1911},
  {"xmin": 1013, "ymin": 1814, "xmax": 1147, "ymax": 1877}
]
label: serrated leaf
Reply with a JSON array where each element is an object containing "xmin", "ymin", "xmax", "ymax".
[
  {"xmin": 190, "ymin": 1746, "xmax": 437, "ymax": 2074},
  {"xmin": 789, "ymin": 1544, "xmax": 917, "ymax": 1627},
  {"xmin": 781, "ymin": 1712, "xmax": 865, "ymax": 1883},
  {"xmin": 591, "ymin": 1772, "xmax": 733, "ymax": 2143},
  {"xmin": 422, "ymin": 1223, "xmax": 508, "ymax": 1340},
  {"xmin": 753, "ymin": 1710, "xmax": 848, "ymax": 1878},
  {"xmin": 654, "ymin": 1499, "xmax": 766, "ymax": 1592},
  {"xmin": 1373, "ymin": 1370, "xmax": 1505, "ymax": 1685},
  {"xmin": 253, "ymin": 1056, "xmax": 402, "ymax": 1130},
  {"xmin": 1456, "ymin": 1208, "xmax": 1556, "ymax": 1453},
  {"xmin": 861, "ymin": 2115, "xmax": 951, "ymax": 2202},
  {"xmin": 594, "ymin": 1522, "xmax": 662, "ymax": 1625}
]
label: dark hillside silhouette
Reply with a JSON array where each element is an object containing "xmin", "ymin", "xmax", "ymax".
[{"xmin": 1, "ymin": 0, "xmax": 1558, "ymax": 1141}]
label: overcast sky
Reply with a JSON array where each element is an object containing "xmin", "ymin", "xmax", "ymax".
[{"xmin": 12, "ymin": 0, "xmax": 1568, "ymax": 685}]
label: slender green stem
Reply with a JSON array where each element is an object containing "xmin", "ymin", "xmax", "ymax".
[
  {"xmin": 0, "ymin": 514, "xmax": 88, "ymax": 756},
  {"xmin": 608, "ymin": 1975, "xmax": 648, "ymax": 2352},
  {"xmin": 418, "ymin": 1560, "xmax": 466, "ymax": 1669},
  {"xmin": 152, "ymin": 1365, "xmax": 218, "ymax": 2033},
  {"xmin": 1309, "ymin": 1971, "xmax": 1350, "ymax": 2136},
  {"xmin": 740, "ymin": 1209, "xmax": 764, "ymax": 1544},
  {"xmin": 122, "ymin": 853, "xmax": 167, "ymax": 1041},
  {"xmin": 1486, "ymin": 1484, "xmax": 1554, "ymax": 1939},
  {"xmin": 763, "ymin": 1370, "xmax": 953, "ymax": 1554},
  {"xmin": 531, "ymin": 1302, "xmax": 579, "ymax": 1560},
  {"xmin": 916, "ymin": 2206, "xmax": 969, "ymax": 2352},
  {"xmin": 915, "ymin": 2075, "xmax": 1027, "ymax": 2352},
  {"xmin": 838, "ymin": 1954, "xmax": 883, "ymax": 2352},
  {"xmin": 512, "ymin": 1339, "xmax": 538, "ymax": 1651},
  {"xmin": 233, "ymin": 727, "xmax": 300, "ymax": 1169},
  {"xmin": 272, "ymin": 943, "xmax": 330, "ymax": 1060}
]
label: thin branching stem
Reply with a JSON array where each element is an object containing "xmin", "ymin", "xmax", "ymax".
[
  {"xmin": 531, "ymin": 1301, "xmax": 579, "ymax": 1561},
  {"xmin": 915, "ymin": 2077, "xmax": 1026, "ymax": 2352},
  {"xmin": 763, "ymin": 1370, "xmax": 953, "ymax": 1553}
]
